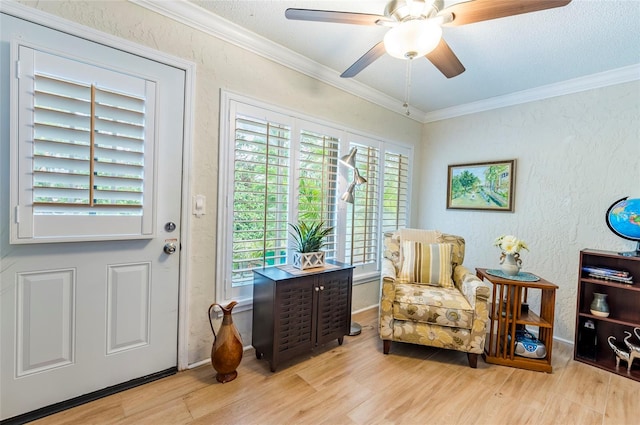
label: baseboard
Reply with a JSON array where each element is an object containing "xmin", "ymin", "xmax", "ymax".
[
  {"xmin": 0, "ymin": 367, "xmax": 177, "ymax": 425},
  {"xmin": 352, "ymin": 304, "xmax": 378, "ymax": 315}
]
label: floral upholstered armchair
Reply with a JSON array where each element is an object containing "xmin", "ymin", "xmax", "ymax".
[{"xmin": 379, "ymin": 229, "xmax": 490, "ymax": 368}]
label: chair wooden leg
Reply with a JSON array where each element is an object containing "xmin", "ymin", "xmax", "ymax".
[
  {"xmin": 467, "ymin": 353, "xmax": 478, "ymax": 368},
  {"xmin": 383, "ymin": 340, "xmax": 391, "ymax": 354}
]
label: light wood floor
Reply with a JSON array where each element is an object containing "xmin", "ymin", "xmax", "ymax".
[{"xmin": 32, "ymin": 308, "xmax": 639, "ymax": 425}]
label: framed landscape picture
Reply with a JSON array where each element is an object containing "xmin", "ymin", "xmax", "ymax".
[{"xmin": 446, "ymin": 160, "xmax": 516, "ymax": 212}]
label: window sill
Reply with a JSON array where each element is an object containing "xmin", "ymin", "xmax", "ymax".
[{"xmin": 353, "ymin": 271, "xmax": 381, "ymax": 286}]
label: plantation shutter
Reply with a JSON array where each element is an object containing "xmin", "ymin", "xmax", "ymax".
[
  {"xmin": 345, "ymin": 142, "xmax": 380, "ymax": 266},
  {"xmin": 382, "ymin": 150, "xmax": 410, "ymax": 231},
  {"xmin": 218, "ymin": 93, "xmax": 416, "ymax": 305},
  {"xmin": 231, "ymin": 111, "xmax": 291, "ymax": 286},
  {"xmin": 12, "ymin": 45, "xmax": 157, "ymax": 243},
  {"xmin": 32, "ymin": 74, "xmax": 145, "ymax": 210},
  {"xmin": 297, "ymin": 127, "xmax": 340, "ymax": 259}
]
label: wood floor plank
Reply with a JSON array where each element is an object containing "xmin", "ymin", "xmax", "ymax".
[
  {"xmin": 28, "ymin": 308, "xmax": 640, "ymax": 425},
  {"xmin": 114, "ymin": 398, "xmax": 193, "ymax": 425},
  {"xmin": 552, "ymin": 359, "xmax": 611, "ymax": 413},
  {"xmin": 604, "ymin": 373, "xmax": 640, "ymax": 425},
  {"xmin": 187, "ymin": 373, "xmax": 316, "ymax": 423},
  {"xmin": 537, "ymin": 396, "xmax": 602, "ymax": 425},
  {"xmin": 118, "ymin": 364, "xmax": 215, "ymax": 417},
  {"xmin": 496, "ymin": 368, "xmax": 558, "ymax": 411},
  {"xmin": 29, "ymin": 394, "xmax": 124, "ymax": 425}
]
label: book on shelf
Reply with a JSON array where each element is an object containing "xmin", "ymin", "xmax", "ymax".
[
  {"xmin": 582, "ymin": 266, "xmax": 630, "ymax": 278},
  {"xmin": 587, "ymin": 272, "xmax": 634, "ymax": 284}
]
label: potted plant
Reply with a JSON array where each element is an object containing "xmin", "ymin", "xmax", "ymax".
[{"xmin": 289, "ymin": 221, "xmax": 334, "ymax": 270}]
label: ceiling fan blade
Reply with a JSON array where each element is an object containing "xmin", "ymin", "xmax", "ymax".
[
  {"xmin": 340, "ymin": 41, "xmax": 386, "ymax": 78},
  {"xmin": 443, "ymin": 0, "xmax": 571, "ymax": 26},
  {"xmin": 425, "ymin": 38, "xmax": 465, "ymax": 78},
  {"xmin": 285, "ymin": 8, "xmax": 389, "ymax": 26}
]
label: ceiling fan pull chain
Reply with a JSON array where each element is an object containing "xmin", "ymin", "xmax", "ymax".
[{"xmin": 403, "ymin": 59, "xmax": 412, "ymax": 116}]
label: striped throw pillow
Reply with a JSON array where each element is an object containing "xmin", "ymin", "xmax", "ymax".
[{"xmin": 398, "ymin": 241, "xmax": 454, "ymax": 288}]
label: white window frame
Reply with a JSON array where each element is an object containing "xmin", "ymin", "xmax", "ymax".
[{"xmin": 217, "ymin": 91, "xmax": 412, "ymax": 307}]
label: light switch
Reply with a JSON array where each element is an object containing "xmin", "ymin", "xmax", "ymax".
[{"xmin": 193, "ymin": 194, "xmax": 206, "ymax": 217}]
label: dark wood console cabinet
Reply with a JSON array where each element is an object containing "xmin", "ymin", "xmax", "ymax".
[
  {"xmin": 252, "ymin": 261, "xmax": 354, "ymax": 372},
  {"xmin": 575, "ymin": 249, "xmax": 640, "ymax": 381}
]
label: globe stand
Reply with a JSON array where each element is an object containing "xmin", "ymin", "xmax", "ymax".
[{"xmin": 619, "ymin": 241, "xmax": 640, "ymax": 257}]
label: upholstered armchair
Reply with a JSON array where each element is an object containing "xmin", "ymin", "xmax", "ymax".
[{"xmin": 379, "ymin": 229, "xmax": 490, "ymax": 368}]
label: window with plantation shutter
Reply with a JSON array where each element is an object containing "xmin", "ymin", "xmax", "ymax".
[
  {"xmin": 231, "ymin": 112, "xmax": 291, "ymax": 288},
  {"xmin": 297, "ymin": 127, "xmax": 340, "ymax": 258},
  {"xmin": 33, "ymin": 74, "xmax": 145, "ymax": 210},
  {"xmin": 12, "ymin": 45, "xmax": 156, "ymax": 243},
  {"xmin": 345, "ymin": 142, "xmax": 380, "ymax": 268},
  {"xmin": 218, "ymin": 93, "xmax": 413, "ymax": 305},
  {"xmin": 382, "ymin": 149, "xmax": 410, "ymax": 232}
]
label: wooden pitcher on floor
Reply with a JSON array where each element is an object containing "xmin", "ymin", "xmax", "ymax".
[{"xmin": 208, "ymin": 301, "xmax": 243, "ymax": 383}]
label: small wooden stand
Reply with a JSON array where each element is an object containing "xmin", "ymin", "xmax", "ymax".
[{"xmin": 476, "ymin": 268, "xmax": 558, "ymax": 373}]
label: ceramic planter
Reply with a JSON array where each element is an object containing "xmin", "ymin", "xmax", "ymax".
[{"xmin": 293, "ymin": 251, "xmax": 325, "ymax": 270}]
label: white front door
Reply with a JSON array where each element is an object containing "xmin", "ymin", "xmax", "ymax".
[{"xmin": 0, "ymin": 13, "xmax": 185, "ymax": 420}]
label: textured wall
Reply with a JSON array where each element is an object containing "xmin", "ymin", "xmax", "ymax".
[
  {"xmin": 419, "ymin": 81, "xmax": 640, "ymax": 342},
  {"xmin": 18, "ymin": 0, "xmax": 421, "ymax": 365}
]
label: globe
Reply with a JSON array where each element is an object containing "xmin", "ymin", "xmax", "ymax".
[{"xmin": 606, "ymin": 197, "xmax": 640, "ymax": 256}]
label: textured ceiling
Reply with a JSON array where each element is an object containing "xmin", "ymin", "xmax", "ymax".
[{"xmin": 187, "ymin": 0, "xmax": 640, "ymax": 119}]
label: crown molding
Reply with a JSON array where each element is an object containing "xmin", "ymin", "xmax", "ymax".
[
  {"xmin": 130, "ymin": 0, "xmax": 427, "ymax": 123},
  {"xmin": 1, "ymin": 1, "xmax": 196, "ymax": 72},
  {"xmin": 133, "ymin": 0, "xmax": 638, "ymax": 124},
  {"xmin": 423, "ymin": 64, "xmax": 640, "ymax": 122}
]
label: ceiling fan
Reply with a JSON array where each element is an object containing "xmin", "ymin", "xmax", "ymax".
[{"xmin": 285, "ymin": 0, "xmax": 572, "ymax": 79}]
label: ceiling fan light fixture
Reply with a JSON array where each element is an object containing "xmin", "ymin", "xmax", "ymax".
[
  {"xmin": 383, "ymin": 19, "xmax": 442, "ymax": 59},
  {"xmin": 407, "ymin": 0, "xmax": 426, "ymax": 17}
]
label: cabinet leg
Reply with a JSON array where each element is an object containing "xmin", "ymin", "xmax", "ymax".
[
  {"xmin": 255, "ymin": 350, "xmax": 263, "ymax": 360},
  {"xmin": 467, "ymin": 353, "xmax": 478, "ymax": 368},
  {"xmin": 383, "ymin": 340, "xmax": 391, "ymax": 354},
  {"xmin": 338, "ymin": 336, "xmax": 344, "ymax": 346}
]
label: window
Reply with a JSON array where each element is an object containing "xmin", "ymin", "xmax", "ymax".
[
  {"xmin": 296, "ymin": 127, "xmax": 340, "ymax": 258},
  {"xmin": 344, "ymin": 141, "xmax": 380, "ymax": 271},
  {"xmin": 217, "ymin": 93, "xmax": 412, "ymax": 305},
  {"xmin": 11, "ymin": 45, "xmax": 157, "ymax": 243},
  {"xmin": 382, "ymin": 149, "xmax": 410, "ymax": 232},
  {"xmin": 230, "ymin": 110, "xmax": 291, "ymax": 288},
  {"xmin": 32, "ymin": 74, "xmax": 146, "ymax": 210}
]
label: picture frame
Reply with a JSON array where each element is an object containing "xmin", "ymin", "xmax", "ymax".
[{"xmin": 446, "ymin": 159, "xmax": 516, "ymax": 212}]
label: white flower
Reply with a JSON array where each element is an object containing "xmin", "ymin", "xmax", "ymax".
[{"xmin": 494, "ymin": 235, "xmax": 529, "ymax": 254}]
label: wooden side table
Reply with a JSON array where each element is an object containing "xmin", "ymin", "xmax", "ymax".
[{"xmin": 476, "ymin": 268, "xmax": 558, "ymax": 373}]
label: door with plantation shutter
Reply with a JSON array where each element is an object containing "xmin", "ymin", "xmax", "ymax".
[{"xmin": 0, "ymin": 14, "xmax": 185, "ymax": 420}]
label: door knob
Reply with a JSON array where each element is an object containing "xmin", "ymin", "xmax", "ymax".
[{"xmin": 164, "ymin": 242, "xmax": 177, "ymax": 255}]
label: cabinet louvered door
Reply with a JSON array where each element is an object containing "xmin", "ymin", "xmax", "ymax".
[
  {"xmin": 316, "ymin": 270, "xmax": 352, "ymax": 346},
  {"xmin": 275, "ymin": 277, "xmax": 315, "ymax": 361}
]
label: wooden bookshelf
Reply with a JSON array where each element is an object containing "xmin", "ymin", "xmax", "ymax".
[{"xmin": 575, "ymin": 249, "xmax": 640, "ymax": 381}]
